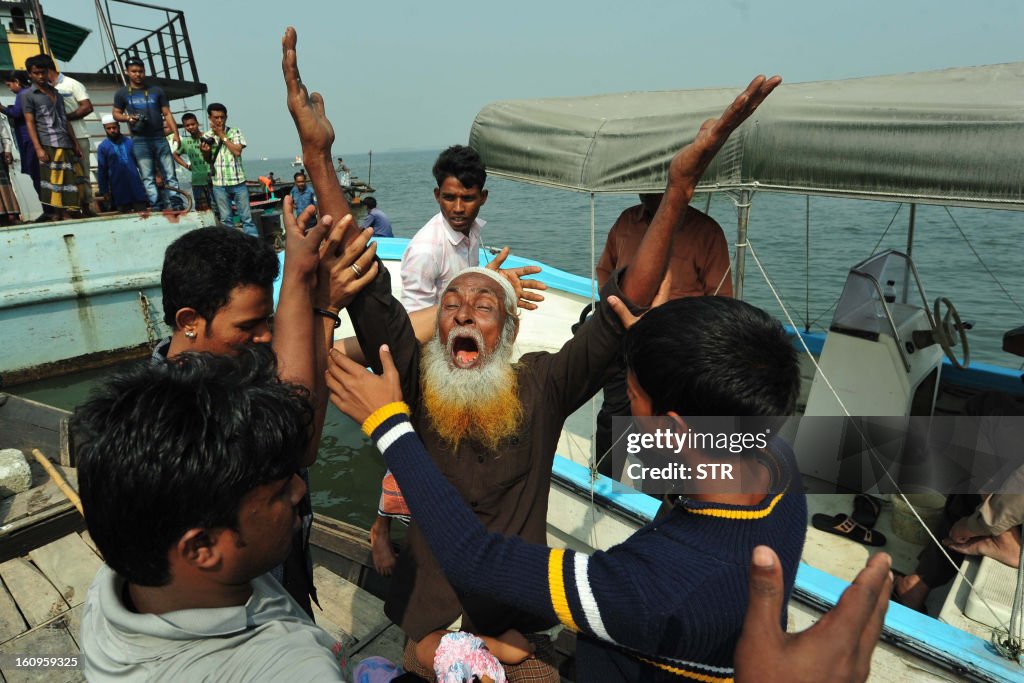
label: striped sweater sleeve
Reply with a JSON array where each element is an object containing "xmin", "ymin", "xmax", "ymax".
[{"xmin": 362, "ymin": 406, "xmax": 651, "ymax": 647}]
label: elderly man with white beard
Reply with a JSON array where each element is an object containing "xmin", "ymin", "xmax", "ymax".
[{"xmin": 282, "ymin": 26, "xmax": 778, "ymax": 681}]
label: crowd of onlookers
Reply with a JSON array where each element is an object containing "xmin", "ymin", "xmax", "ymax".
[{"xmin": 0, "ymin": 54, "xmax": 258, "ymax": 229}]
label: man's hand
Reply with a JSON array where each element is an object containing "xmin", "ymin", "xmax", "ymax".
[
  {"xmin": 486, "ymin": 246, "xmax": 548, "ymax": 311},
  {"xmin": 2, "ymin": 152, "xmax": 11, "ymax": 165},
  {"xmin": 281, "ymin": 194, "xmax": 328, "ymax": 280},
  {"xmin": 734, "ymin": 546, "xmax": 891, "ymax": 683},
  {"xmin": 667, "ymin": 75, "xmax": 781, "ymax": 202},
  {"xmin": 316, "ymin": 222, "xmax": 378, "ymax": 311},
  {"xmin": 282, "ymin": 27, "xmax": 335, "ymax": 166},
  {"xmin": 327, "ymin": 344, "xmax": 404, "ymax": 425},
  {"xmin": 35, "ymin": 147, "xmax": 48, "ymax": 163},
  {"xmin": 945, "ymin": 516, "xmax": 974, "ymax": 545},
  {"xmin": 608, "ymin": 271, "xmax": 671, "ymax": 329}
]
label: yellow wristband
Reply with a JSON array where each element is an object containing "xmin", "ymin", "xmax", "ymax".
[{"xmin": 361, "ymin": 401, "xmax": 411, "ymax": 437}]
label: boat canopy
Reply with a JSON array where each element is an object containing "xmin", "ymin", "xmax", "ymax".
[{"xmin": 468, "ymin": 62, "xmax": 1024, "ymax": 210}]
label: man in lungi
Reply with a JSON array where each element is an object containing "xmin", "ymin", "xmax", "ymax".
[{"xmin": 22, "ymin": 54, "xmax": 83, "ymax": 221}]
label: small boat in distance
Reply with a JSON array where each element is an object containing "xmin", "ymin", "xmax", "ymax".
[{"xmin": 291, "ymin": 155, "xmax": 304, "ymax": 166}]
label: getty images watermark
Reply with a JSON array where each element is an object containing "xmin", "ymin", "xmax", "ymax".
[
  {"xmin": 609, "ymin": 415, "xmax": 1024, "ymax": 496},
  {"xmin": 612, "ymin": 416, "xmax": 786, "ymax": 495}
]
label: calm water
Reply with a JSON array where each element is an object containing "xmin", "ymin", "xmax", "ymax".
[{"xmin": 14, "ymin": 150, "xmax": 1024, "ymax": 526}]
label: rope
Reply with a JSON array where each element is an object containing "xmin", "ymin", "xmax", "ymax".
[
  {"xmin": 807, "ymin": 203, "xmax": 903, "ymax": 328},
  {"xmin": 993, "ymin": 522, "xmax": 1024, "ymax": 662},
  {"xmin": 744, "ymin": 239, "xmax": 1015, "ymax": 635},
  {"xmin": 943, "ymin": 206, "xmax": 1024, "ymax": 316}
]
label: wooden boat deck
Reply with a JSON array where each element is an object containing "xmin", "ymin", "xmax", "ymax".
[{"xmin": 0, "ymin": 525, "xmax": 411, "ymax": 682}]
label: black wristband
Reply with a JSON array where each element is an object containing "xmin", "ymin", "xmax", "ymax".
[{"xmin": 314, "ymin": 307, "xmax": 341, "ymax": 329}]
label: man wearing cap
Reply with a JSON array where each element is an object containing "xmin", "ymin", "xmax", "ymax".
[
  {"xmin": 112, "ymin": 57, "xmax": 184, "ymax": 211},
  {"xmin": 95, "ymin": 114, "xmax": 147, "ymax": 212}
]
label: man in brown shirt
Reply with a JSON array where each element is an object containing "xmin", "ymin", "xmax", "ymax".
[{"xmin": 594, "ymin": 193, "xmax": 733, "ymax": 478}]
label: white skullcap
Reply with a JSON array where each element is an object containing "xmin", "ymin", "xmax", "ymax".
[
  {"xmin": 453, "ymin": 267, "xmax": 518, "ymax": 316},
  {"xmin": 101, "ymin": 113, "xmax": 116, "ymax": 125}
]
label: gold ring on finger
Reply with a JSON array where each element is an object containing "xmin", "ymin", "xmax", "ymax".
[{"xmin": 350, "ymin": 263, "xmax": 363, "ymax": 277}]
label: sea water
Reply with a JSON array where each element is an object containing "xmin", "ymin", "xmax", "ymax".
[{"xmin": 14, "ymin": 150, "xmax": 1023, "ymax": 526}]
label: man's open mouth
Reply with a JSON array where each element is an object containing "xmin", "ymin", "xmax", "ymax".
[{"xmin": 451, "ymin": 335, "xmax": 481, "ymax": 368}]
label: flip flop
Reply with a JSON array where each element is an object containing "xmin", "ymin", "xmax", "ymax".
[
  {"xmin": 852, "ymin": 494, "xmax": 883, "ymax": 528},
  {"xmin": 812, "ymin": 512, "xmax": 887, "ymax": 547}
]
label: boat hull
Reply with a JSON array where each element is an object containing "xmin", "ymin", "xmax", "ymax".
[{"xmin": 0, "ymin": 212, "xmax": 218, "ymax": 387}]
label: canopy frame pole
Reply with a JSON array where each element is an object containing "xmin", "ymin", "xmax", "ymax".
[
  {"xmin": 907, "ymin": 203, "xmax": 917, "ymax": 257},
  {"xmin": 734, "ymin": 190, "xmax": 752, "ymax": 300}
]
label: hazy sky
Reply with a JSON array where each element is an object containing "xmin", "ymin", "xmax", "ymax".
[{"xmin": 57, "ymin": 0, "xmax": 1023, "ymax": 158}]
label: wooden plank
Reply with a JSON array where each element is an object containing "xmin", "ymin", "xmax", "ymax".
[
  {"xmin": 62, "ymin": 605, "xmax": 84, "ymax": 651},
  {"xmin": 0, "ymin": 560, "xmax": 68, "ymax": 628},
  {"xmin": 0, "ymin": 623, "xmax": 84, "ymax": 683},
  {"xmin": 0, "ymin": 578, "xmax": 27, "ymax": 643},
  {"xmin": 349, "ymin": 624, "xmax": 406, "ymax": 672},
  {"xmin": 76, "ymin": 532, "xmax": 99, "ymax": 557},
  {"xmin": 311, "ymin": 517, "xmax": 374, "ymax": 568},
  {"xmin": 28, "ymin": 535, "xmax": 101, "ymax": 607},
  {"xmin": 0, "ymin": 396, "xmax": 68, "ymax": 462},
  {"xmin": 312, "ymin": 565, "xmax": 386, "ymax": 643},
  {"xmin": 0, "ymin": 509, "xmax": 85, "ymax": 566}
]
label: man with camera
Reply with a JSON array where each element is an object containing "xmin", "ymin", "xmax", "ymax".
[
  {"xmin": 112, "ymin": 56, "xmax": 184, "ymax": 211},
  {"xmin": 201, "ymin": 102, "xmax": 257, "ymax": 236}
]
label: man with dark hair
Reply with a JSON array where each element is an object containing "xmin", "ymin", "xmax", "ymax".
[
  {"xmin": 75, "ymin": 347, "xmax": 346, "ymax": 681},
  {"xmin": 290, "ymin": 171, "xmax": 316, "ymax": 228},
  {"xmin": 399, "ymin": 144, "xmax": 489, "ymax": 312},
  {"xmin": 22, "ymin": 54, "xmax": 83, "ymax": 220},
  {"xmin": 41, "ymin": 54, "xmax": 95, "ymax": 214},
  {"xmin": 359, "ymin": 195, "xmax": 392, "ymax": 237},
  {"xmin": 158, "ymin": 226, "xmax": 279, "ymax": 357},
  {"xmin": 112, "ymin": 56, "xmax": 184, "ymax": 211},
  {"xmin": 2, "ymin": 70, "xmax": 39, "ymax": 194},
  {"xmin": 158, "ymin": 206, "xmax": 378, "ymax": 615},
  {"xmin": 178, "ymin": 112, "xmax": 212, "ymax": 210},
  {"xmin": 202, "ymin": 102, "xmax": 257, "ymax": 235}
]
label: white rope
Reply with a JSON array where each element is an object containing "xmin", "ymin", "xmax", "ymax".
[{"xmin": 744, "ymin": 239, "xmax": 1013, "ymax": 634}]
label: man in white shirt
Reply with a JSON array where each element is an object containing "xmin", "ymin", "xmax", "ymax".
[
  {"xmin": 399, "ymin": 145, "xmax": 488, "ymax": 312},
  {"xmin": 74, "ymin": 347, "xmax": 345, "ymax": 682}
]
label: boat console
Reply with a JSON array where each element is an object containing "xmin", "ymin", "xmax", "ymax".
[{"xmin": 794, "ymin": 250, "xmax": 954, "ymax": 491}]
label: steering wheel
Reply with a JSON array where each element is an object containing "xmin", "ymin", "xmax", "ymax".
[{"xmin": 933, "ymin": 297, "xmax": 970, "ymax": 370}]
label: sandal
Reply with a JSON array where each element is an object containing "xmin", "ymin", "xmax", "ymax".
[
  {"xmin": 812, "ymin": 513, "xmax": 887, "ymax": 547},
  {"xmin": 852, "ymin": 494, "xmax": 883, "ymax": 528}
]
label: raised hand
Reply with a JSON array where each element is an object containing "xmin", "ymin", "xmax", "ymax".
[
  {"xmin": 316, "ymin": 221, "xmax": 379, "ymax": 312},
  {"xmin": 282, "ymin": 27, "xmax": 335, "ymax": 165},
  {"xmin": 327, "ymin": 343, "xmax": 404, "ymax": 426},
  {"xmin": 281, "ymin": 194, "xmax": 327, "ymax": 279},
  {"xmin": 734, "ymin": 546, "xmax": 891, "ymax": 683},
  {"xmin": 668, "ymin": 75, "xmax": 781, "ymax": 201},
  {"xmin": 486, "ymin": 246, "xmax": 548, "ymax": 311}
]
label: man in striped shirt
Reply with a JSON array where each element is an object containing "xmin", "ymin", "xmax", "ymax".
[{"xmin": 203, "ymin": 102, "xmax": 257, "ymax": 236}]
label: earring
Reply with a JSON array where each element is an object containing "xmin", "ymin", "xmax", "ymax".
[{"xmin": 184, "ymin": 330, "xmax": 197, "ymax": 339}]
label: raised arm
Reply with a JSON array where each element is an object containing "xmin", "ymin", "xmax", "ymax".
[
  {"xmin": 282, "ymin": 27, "xmax": 354, "ymax": 246},
  {"xmin": 326, "ymin": 346, "xmax": 651, "ymax": 649},
  {"xmin": 620, "ymin": 75, "xmax": 780, "ymax": 306}
]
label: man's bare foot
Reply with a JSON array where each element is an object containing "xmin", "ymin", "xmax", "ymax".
[
  {"xmin": 946, "ymin": 527, "xmax": 1022, "ymax": 568},
  {"xmin": 369, "ymin": 516, "xmax": 397, "ymax": 576},
  {"xmin": 892, "ymin": 572, "xmax": 929, "ymax": 612}
]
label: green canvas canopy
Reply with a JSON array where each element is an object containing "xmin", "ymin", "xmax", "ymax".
[
  {"xmin": 468, "ymin": 62, "xmax": 1024, "ymax": 211},
  {"xmin": 44, "ymin": 14, "xmax": 91, "ymax": 63}
]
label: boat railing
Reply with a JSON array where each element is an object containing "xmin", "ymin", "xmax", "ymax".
[{"xmin": 96, "ymin": 0, "xmax": 199, "ymax": 84}]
